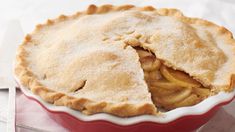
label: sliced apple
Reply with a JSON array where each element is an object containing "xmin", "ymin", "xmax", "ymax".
[
  {"xmin": 193, "ymin": 87, "xmax": 210, "ymax": 98},
  {"xmin": 167, "ymin": 94, "xmax": 200, "ymax": 109},
  {"xmin": 146, "ymin": 71, "xmax": 162, "ymax": 81},
  {"xmin": 152, "ymin": 59, "xmax": 161, "ymax": 70},
  {"xmin": 150, "ymin": 80, "xmax": 183, "ymax": 91},
  {"xmin": 160, "ymin": 65, "xmax": 201, "ymax": 88},
  {"xmin": 136, "ymin": 49, "xmax": 153, "ymax": 58},
  {"xmin": 149, "ymin": 86, "xmax": 176, "ymax": 96},
  {"xmin": 156, "ymin": 88, "xmax": 192, "ymax": 105},
  {"xmin": 136, "ymin": 48, "xmax": 161, "ymax": 71},
  {"xmin": 140, "ymin": 56, "xmax": 161, "ymax": 71},
  {"xmin": 140, "ymin": 56, "xmax": 155, "ymax": 71}
]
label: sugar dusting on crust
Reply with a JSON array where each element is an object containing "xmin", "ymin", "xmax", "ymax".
[{"xmin": 15, "ymin": 5, "xmax": 235, "ymax": 117}]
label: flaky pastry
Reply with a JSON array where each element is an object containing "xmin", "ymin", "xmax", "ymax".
[{"xmin": 15, "ymin": 4, "xmax": 235, "ymax": 117}]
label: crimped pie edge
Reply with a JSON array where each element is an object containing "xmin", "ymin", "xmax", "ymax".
[{"xmin": 14, "ymin": 4, "xmax": 235, "ymax": 117}]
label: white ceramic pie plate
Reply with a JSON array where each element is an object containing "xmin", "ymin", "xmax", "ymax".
[{"xmin": 15, "ymin": 75, "xmax": 235, "ymax": 126}]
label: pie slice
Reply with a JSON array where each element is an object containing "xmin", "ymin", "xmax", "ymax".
[
  {"xmin": 14, "ymin": 4, "xmax": 235, "ymax": 117},
  {"xmin": 16, "ymin": 41, "xmax": 156, "ymax": 116}
]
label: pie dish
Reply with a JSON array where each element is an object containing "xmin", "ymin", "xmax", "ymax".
[
  {"xmin": 14, "ymin": 4, "xmax": 235, "ymax": 118},
  {"xmin": 17, "ymin": 85, "xmax": 235, "ymax": 132}
]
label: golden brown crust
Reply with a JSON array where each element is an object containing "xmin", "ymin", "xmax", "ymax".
[
  {"xmin": 229, "ymin": 74, "xmax": 235, "ymax": 91},
  {"xmin": 15, "ymin": 4, "xmax": 235, "ymax": 117},
  {"xmin": 150, "ymin": 8, "xmax": 235, "ymax": 92},
  {"xmin": 15, "ymin": 4, "xmax": 155, "ymax": 117},
  {"xmin": 87, "ymin": 4, "xmax": 97, "ymax": 14}
]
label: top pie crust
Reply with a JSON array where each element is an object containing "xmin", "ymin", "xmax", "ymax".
[{"xmin": 15, "ymin": 4, "xmax": 235, "ymax": 117}]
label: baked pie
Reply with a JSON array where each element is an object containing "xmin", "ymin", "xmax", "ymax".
[{"xmin": 15, "ymin": 4, "xmax": 235, "ymax": 117}]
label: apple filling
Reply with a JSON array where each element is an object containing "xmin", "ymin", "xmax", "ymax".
[{"xmin": 135, "ymin": 47, "xmax": 211, "ymax": 110}]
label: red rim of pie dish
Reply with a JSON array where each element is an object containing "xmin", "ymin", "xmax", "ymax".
[{"xmin": 15, "ymin": 76, "xmax": 235, "ymax": 126}]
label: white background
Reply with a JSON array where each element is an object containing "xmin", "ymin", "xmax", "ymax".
[{"xmin": 0, "ymin": 0, "xmax": 235, "ymax": 131}]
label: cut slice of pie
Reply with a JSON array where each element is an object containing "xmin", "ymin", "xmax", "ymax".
[{"xmin": 14, "ymin": 4, "xmax": 235, "ymax": 117}]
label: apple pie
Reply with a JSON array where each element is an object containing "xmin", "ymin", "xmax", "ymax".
[{"xmin": 14, "ymin": 5, "xmax": 235, "ymax": 117}]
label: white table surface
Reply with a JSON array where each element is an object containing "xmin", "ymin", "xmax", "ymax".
[{"xmin": 1, "ymin": 0, "xmax": 235, "ymax": 131}]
